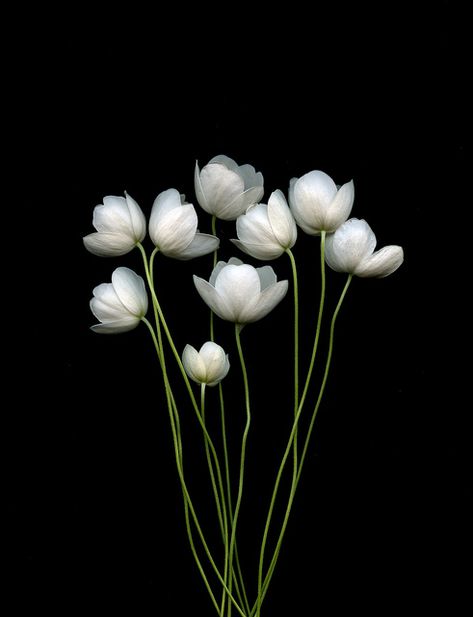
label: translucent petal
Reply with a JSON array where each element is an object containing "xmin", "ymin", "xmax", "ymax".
[
  {"xmin": 267, "ymin": 189, "xmax": 297, "ymax": 248},
  {"xmin": 354, "ymin": 245, "xmax": 404, "ymax": 278},
  {"xmin": 112, "ymin": 267, "xmax": 148, "ymax": 316},
  {"xmin": 237, "ymin": 204, "xmax": 274, "ymax": 245},
  {"xmin": 151, "ymin": 204, "xmax": 198, "ymax": 253},
  {"xmin": 182, "ymin": 344, "xmax": 206, "ymax": 383},
  {"xmin": 199, "ymin": 164, "xmax": 244, "ymax": 216},
  {"xmin": 214, "ymin": 264, "xmax": 261, "ymax": 322},
  {"xmin": 93, "ymin": 201, "xmax": 134, "ymax": 236},
  {"xmin": 90, "ymin": 316, "xmax": 140, "ymax": 334},
  {"xmin": 230, "ymin": 239, "xmax": 284, "ymax": 260},
  {"xmin": 125, "ymin": 192, "xmax": 147, "ymax": 241},
  {"xmin": 193, "ymin": 276, "xmax": 235, "ymax": 322},
  {"xmin": 325, "ymin": 219, "xmax": 376, "ymax": 273},
  {"xmin": 150, "ymin": 188, "xmax": 184, "ymax": 228},
  {"xmin": 83, "ymin": 232, "xmax": 135, "ymax": 256},
  {"xmin": 325, "ymin": 180, "xmax": 355, "ymax": 231},
  {"xmin": 169, "ymin": 233, "xmax": 219, "ymax": 260},
  {"xmin": 240, "ymin": 280, "xmax": 288, "ymax": 323}
]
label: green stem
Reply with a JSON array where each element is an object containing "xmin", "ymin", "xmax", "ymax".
[
  {"xmin": 286, "ymin": 248, "xmax": 299, "ymax": 474},
  {"xmin": 252, "ymin": 274, "xmax": 353, "ymax": 614},
  {"xmin": 228, "ymin": 324, "xmax": 252, "ymax": 617},
  {"xmin": 201, "ymin": 385, "xmax": 230, "ymax": 617},
  {"xmin": 210, "ymin": 215, "xmax": 218, "ymax": 341},
  {"xmin": 220, "ymin": 383, "xmax": 251, "ymax": 616}
]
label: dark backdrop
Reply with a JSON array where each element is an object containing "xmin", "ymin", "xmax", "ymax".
[{"xmin": 6, "ymin": 3, "xmax": 468, "ymax": 616}]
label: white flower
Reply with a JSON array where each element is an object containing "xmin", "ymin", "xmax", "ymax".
[
  {"xmin": 89, "ymin": 267, "xmax": 148, "ymax": 333},
  {"xmin": 325, "ymin": 218, "xmax": 404, "ymax": 278},
  {"xmin": 193, "ymin": 257, "xmax": 288, "ymax": 324},
  {"xmin": 182, "ymin": 342, "xmax": 230, "ymax": 387},
  {"xmin": 289, "ymin": 170, "xmax": 354, "ymax": 235},
  {"xmin": 231, "ymin": 189, "xmax": 297, "ymax": 260},
  {"xmin": 149, "ymin": 188, "xmax": 219, "ymax": 259},
  {"xmin": 83, "ymin": 192, "xmax": 146, "ymax": 256},
  {"xmin": 194, "ymin": 154, "xmax": 264, "ymax": 220}
]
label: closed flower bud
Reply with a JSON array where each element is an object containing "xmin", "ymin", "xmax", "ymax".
[
  {"xmin": 149, "ymin": 188, "xmax": 219, "ymax": 259},
  {"xmin": 194, "ymin": 155, "xmax": 264, "ymax": 221},
  {"xmin": 89, "ymin": 267, "xmax": 148, "ymax": 333},
  {"xmin": 231, "ymin": 189, "xmax": 297, "ymax": 260},
  {"xmin": 289, "ymin": 170, "xmax": 354, "ymax": 235},
  {"xmin": 83, "ymin": 192, "xmax": 146, "ymax": 256},
  {"xmin": 182, "ymin": 342, "xmax": 230, "ymax": 387},
  {"xmin": 325, "ymin": 218, "xmax": 404, "ymax": 278},
  {"xmin": 193, "ymin": 257, "xmax": 288, "ymax": 324}
]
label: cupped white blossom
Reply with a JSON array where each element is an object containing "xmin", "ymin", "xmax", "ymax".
[
  {"xmin": 231, "ymin": 189, "xmax": 297, "ymax": 260},
  {"xmin": 90, "ymin": 267, "xmax": 148, "ymax": 333},
  {"xmin": 149, "ymin": 188, "xmax": 219, "ymax": 259},
  {"xmin": 289, "ymin": 170, "xmax": 354, "ymax": 235},
  {"xmin": 193, "ymin": 257, "xmax": 288, "ymax": 324},
  {"xmin": 194, "ymin": 154, "xmax": 264, "ymax": 220},
  {"xmin": 83, "ymin": 192, "xmax": 147, "ymax": 256},
  {"xmin": 182, "ymin": 342, "xmax": 230, "ymax": 387},
  {"xmin": 325, "ymin": 218, "xmax": 404, "ymax": 278}
]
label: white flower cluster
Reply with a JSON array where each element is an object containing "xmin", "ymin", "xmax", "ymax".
[{"xmin": 85, "ymin": 154, "xmax": 403, "ymax": 383}]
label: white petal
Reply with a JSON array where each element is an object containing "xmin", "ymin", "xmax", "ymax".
[
  {"xmin": 237, "ymin": 204, "xmax": 274, "ymax": 245},
  {"xmin": 209, "ymin": 154, "xmax": 239, "ymax": 172},
  {"xmin": 90, "ymin": 286, "xmax": 127, "ymax": 322},
  {"xmin": 182, "ymin": 344, "xmax": 206, "ymax": 383},
  {"xmin": 241, "ymin": 280, "xmax": 289, "ymax": 323},
  {"xmin": 325, "ymin": 180, "xmax": 355, "ymax": 231},
  {"xmin": 91, "ymin": 316, "xmax": 140, "ymax": 334},
  {"xmin": 237, "ymin": 164, "xmax": 264, "ymax": 191},
  {"xmin": 230, "ymin": 239, "xmax": 284, "ymax": 260},
  {"xmin": 256, "ymin": 265, "xmax": 278, "ymax": 290},
  {"xmin": 151, "ymin": 204, "xmax": 198, "ymax": 253},
  {"xmin": 93, "ymin": 200, "xmax": 134, "ymax": 236},
  {"xmin": 83, "ymin": 232, "xmax": 135, "ymax": 256},
  {"xmin": 194, "ymin": 161, "xmax": 210, "ymax": 213},
  {"xmin": 112, "ymin": 267, "xmax": 148, "ymax": 316},
  {"xmin": 170, "ymin": 233, "xmax": 219, "ymax": 260},
  {"xmin": 214, "ymin": 264, "xmax": 261, "ymax": 322},
  {"xmin": 354, "ymin": 245, "xmax": 404, "ymax": 278},
  {"xmin": 267, "ymin": 189, "xmax": 297, "ymax": 248},
  {"xmin": 325, "ymin": 219, "xmax": 377, "ymax": 273},
  {"xmin": 199, "ymin": 341, "xmax": 227, "ymax": 383},
  {"xmin": 193, "ymin": 276, "xmax": 235, "ymax": 321},
  {"xmin": 291, "ymin": 170, "xmax": 337, "ymax": 232},
  {"xmin": 125, "ymin": 192, "xmax": 147, "ymax": 241},
  {"xmin": 220, "ymin": 185, "xmax": 263, "ymax": 220},
  {"xmin": 150, "ymin": 188, "xmax": 184, "ymax": 229},
  {"xmin": 199, "ymin": 164, "xmax": 244, "ymax": 215}
]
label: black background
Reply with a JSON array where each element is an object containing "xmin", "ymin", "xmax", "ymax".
[{"xmin": 6, "ymin": 3, "xmax": 469, "ymax": 615}]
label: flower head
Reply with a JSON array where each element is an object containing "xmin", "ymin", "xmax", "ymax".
[
  {"xmin": 182, "ymin": 342, "xmax": 230, "ymax": 387},
  {"xmin": 193, "ymin": 257, "xmax": 288, "ymax": 324},
  {"xmin": 194, "ymin": 155, "xmax": 264, "ymax": 220},
  {"xmin": 83, "ymin": 192, "xmax": 146, "ymax": 256},
  {"xmin": 89, "ymin": 267, "xmax": 148, "ymax": 333},
  {"xmin": 289, "ymin": 170, "xmax": 354, "ymax": 235},
  {"xmin": 325, "ymin": 218, "xmax": 404, "ymax": 278},
  {"xmin": 231, "ymin": 189, "xmax": 297, "ymax": 260},
  {"xmin": 149, "ymin": 188, "xmax": 219, "ymax": 259}
]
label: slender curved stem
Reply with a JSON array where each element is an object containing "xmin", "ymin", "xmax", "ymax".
[
  {"xmin": 227, "ymin": 324, "xmax": 252, "ymax": 617},
  {"xmin": 286, "ymin": 248, "xmax": 299, "ymax": 473},
  {"xmin": 252, "ymin": 274, "xmax": 353, "ymax": 614}
]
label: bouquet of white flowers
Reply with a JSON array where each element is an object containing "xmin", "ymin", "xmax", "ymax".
[{"xmin": 84, "ymin": 155, "xmax": 403, "ymax": 617}]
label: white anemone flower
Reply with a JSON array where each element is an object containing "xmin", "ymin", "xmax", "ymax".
[
  {"xmin": 149, "ymin": 188, "xmax": 219, "ymax": 259},
  {"xmin": 231, "ymin": 189, "xmax": 297, "ymax": 260},
  {"xmin": 325, "ymin": 218, "xmax": 404, "ymax": 278},
  {"xmin": 193, "ymin": 257, "xmax": 288, "ymax": 324},
  {"xmin": 182, "ymin": 342, "xmax": 230, "ymax": 387},
  {"xmin": 194, "ymin": 154, "xmax": 264, "ymax": 220},
  {"xmin": 90, "ymin": 267, "xmax": 148, "ymax": 333},
  {"xmin": 83, "ymin": 192, "xmax": 146, "ymax": 256},
  {"xmin": 289, "ymin": 170, "xmax": 354, "ymax": 235}
]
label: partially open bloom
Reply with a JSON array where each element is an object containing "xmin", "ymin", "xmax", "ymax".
[
  {"xmin": 194, "ymin": 155, "xmax": 264, "ymax": 220},
  {"xmin": 90, "ymin": 267, "xmax": 148, "ymax": 333},
  {"xmin": 83, "ymin": 192, "xmax": 146, "ymax": 256},
  {"xmin": 325, "ymin": 218, "xmax": 404, "ymax": 277},
  {"xmin": 149, "ymin": 188, "xmax": 219, "ymax": 259},
  {"xmin": 182, "ymin": 342, "xmax": 230, "ymax": 387},
  {"xmin": 289, "ymin": 170, "xmax": 354, "ymax": 235},
  {"xmin": 193, "ymin": 257, "xmax": 288, "ymax": 324},
  {"xmin": 231, "ymin": 189, "xmax": 297, "ymax": 260}
]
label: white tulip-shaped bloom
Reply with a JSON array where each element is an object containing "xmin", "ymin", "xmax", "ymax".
[
  {"xmin": 182, "ymin": 342, "xmax": 230, "ymax": 387},
  {"xmin": 231, "ymin": 189, "xmax": 297, "ymax": 260},
  {"xmin": 90, "ymin": 267, "xmax": 148, "ymax": 333},
  {"xmin": 194, "ymin": 154, "xmax": 264, "ymax": 221},
  {"xmin": 289, "ymin": 170, "xmax": 354, "ymax": 235},
  {"xmin": 193, "ymin": 257, "xmax": 288, "ymax": 324},
  {"xmin": 83, "ymin": 192, "xmax": 146, "ymax": 256},
  {"xmin": 325, "ymin": 218, "xmax": 404, "ymax": 278},
  {"xmin": 149, "ymin": 188, "xmax": 219, "ymax": 259}
]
